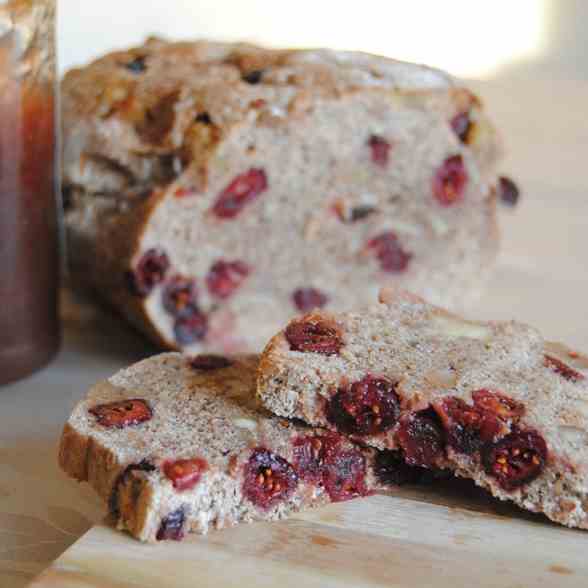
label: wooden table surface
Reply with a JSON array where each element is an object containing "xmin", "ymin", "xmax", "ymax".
[{"xmin": 1, "ymin": 78, "xmax": 588, "ymax": 588}]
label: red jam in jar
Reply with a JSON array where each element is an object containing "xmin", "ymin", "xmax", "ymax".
[{"xmin": 0, "ymin": 0, "xmax": 60, "ymax": 384}]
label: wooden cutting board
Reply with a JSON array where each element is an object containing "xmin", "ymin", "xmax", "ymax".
[{"xmin": 29, "ymin": 480, "xmax": 588, "ymax": 588}]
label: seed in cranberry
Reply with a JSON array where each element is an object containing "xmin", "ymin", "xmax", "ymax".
[
  {"xmin": 321, "ymin": 446, "xmax": 368, "ymax": 502},
  {"xmin": 366, "ymin": 232, "xmax": 412, "ymax": 273},
  {"xmin": 162, "ymin": 276, "xmax": 198, "ymax": 317},
  {"xmin": 483, "ymin": 429, "xmax": 547, "ymax": 491},
  {"xmin": 472, "ymin": 389, "xmax": 525, "ymax": 420},
  {"xmin": 173, "ymin": 309, "xmax": 208, "ymax": 345},
  {"xmin": 124, "ymin": 55, "xmax": 147, "ymax": 73},
  {"xmin": 206, "ymin": 260, "xmax": 250, "ymax": 299},
  {"xmin": 284, "ymin": 317, "xmax": 343, "ymax": 355},
  {"xmin": 435, "ymin": 396, "xmax": 501, "ymax": 454},
  {"xmin": 89, "ymin": 399, "xmax": 152, "ymax": 429},
  {"xmin": 498, "ymin": 176, "xmax": 520, "ymax": 207},
  {"xmin": 126, "ymin": 248, "xmax": 170, "ymax": 297},
  {"xmin": 450, "ymin": 111, "xmax": 473, "ymax": 144},
  {"xmin": 292, "ymin": 288, "xmax": 329, "ymax": 312},
  {"xmin": 156, "ymin": 507, "xmax": 186, "ymax": 541},
  {"xmin": 326, "ymin": 375, "xmax": 400, "ymax": 436},
  {"xmin": 242, "ymin": 448, "xmax": 298, "ymax": 510},
  {"xmin": 368, "ymin": 135, "xmax": 391, "ymax": 167},
  {"xmin": 433, "ymin": 154, "xmax": 468, "ymax": 206},
  {"xmin": 396, "ymin": 409, "xmax": 445, "ymax": 468},
  {"xmin": 544, "ymin": 354, "xmax": 585, "ymax": 383},
  {"xmin": 189, "ymin": 354, "xmax": 232, "ymax": 371},
  {"xmin": 212, "ymin": 168, "xmax": 268, "ymax": 219},
  {"xmin": 163, "ymin": 457, "xmax": 208, "ymax": 491},
  {"xmin": 242, "ymin": 70, "xmax": 264, "ymax": 84}
]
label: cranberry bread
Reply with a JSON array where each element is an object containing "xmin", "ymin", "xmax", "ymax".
[
  {"xmin": 59, "ymin": 352, "xmax": 419, "ymax": 542},
  {"xmin": 63, "ymin": 38, "xmax": 507, "ymax": 354},
  {"xmin": 258, "ymin": 289, "xmax": 588, "ymax": 529}
]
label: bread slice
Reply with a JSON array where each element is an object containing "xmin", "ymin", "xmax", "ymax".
[
  {"xmin": 258, "ymin": 289, "xmax": 588, "ymax": 529},
  {"xmin": 59, "ymin": 352, "xmax": 422, "ymax": 542},
  {"xmin": 62, "ymin": 38, "xmax": 506, "ymax": 355}
]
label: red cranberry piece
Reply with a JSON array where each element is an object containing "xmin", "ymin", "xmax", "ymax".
[
  {"xmin": 212, "ymin": 168, "xmax": 268, "ymax": 219},
  {"xmin": 89, "ymin": 399, "xmax": 152, "ymax": 429},
  {"xmin": 396, "ymin": 409, "xmax": 445, "ymax": 468},
  {"xmin": 498, "ymin": 176, "xmax": 520, "ymax": 207},
  {"xmin": 242, "ymin": 448, "xmax": 298, "ymax": 510},
  {"xmin": 173, "ymin": 309, "xmax": 208, "ymax": 345},
  {"xmin": 126, "ymin": 248, "xmax": 170, "ymax": 297},
  {"xmin": 163, "ymin": 458, "xmax": 208, "ymax": 491},
  {"xmin": 162, "ymin": 276, "xmax": 198, "ymax": 318},
  {"xmin": 321, "ymin": 446, "xmax": 368, "ymax": 502},
  {"xmin": 435, "ymin": 396, "xmax": 501, "ymax": 454},
  {"xmin": 326, "ymin": 375, "xmax": 400, "ymax": 436},
  {"xmin": 206, "ymin": 260, "xmax": 250, "ymax": 299},
  {"xmin": 292, "ymin": 288, "xmax": 329, "ymax": 312},
  {"xmin": 433, "ymin": 154, "xmax": 468, "ymax": 206},
  {"xmin": 156, "ymin": 507, "xmax": 186, "ymax": 541},
  {"xmin": 450, "ymin": 111, "xmax": 472, "ymax": 144},
  {"xmin": 189, "ymin": 354, "xmax": 232, "ymax": 370},
  {"xmin": 284, "ymin": 317, "xmax": 343, "ymax": 355},
  {"xmin": 472, "ymin": 389, "xmax": 525, "ymax": 420},
  {"xmin": 544, "ymin": 355, "xmax": 585, "ymax": 383},
  {"xmin": 366, "ymin": 232, "xmax": 412, "ymax": 273},
  {"xmin": 483, "ymin": 429, "xmax": 547, "ymax": 491},
  {"xmin": 368, "ymin": 135, "xmax": 391, "ymax": 167},
  {"xmin": 292, "ymin": 433, "xmax": 340, "ymax": 484}
]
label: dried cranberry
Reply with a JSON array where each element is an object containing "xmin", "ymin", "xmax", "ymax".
[
  {"xmin": 433, "ymin": 154, "xmax": 468, "ymax": 206},
  {"xmin": 108, "ymin": 460, "xmax": 155, "ymax": 517},
  {"xmin": 163, "ymin": 458, "xmax": 208, "ymax": 491},
  {"xmin": 89, "ymin": 399, "xmax": 152, "ymax": 429},
  {"xmin": 321, "ymin": 446, "xmax": 368, "ymax": 502},
  {"xmin": 156, "ymin": 507, "xmax": 185, "ymax": 541},
  {"xmin": 292, "ymin": 433, "xmax": 340, "ymax": 484},
  {"xmin": 212, "ymin": 168, "xmax": 268, "ymax": 219},
  {"xmin": 243, "ymin": 448, "xmax": 298, "ymax": 510},
  {"xmin": 126, "ymin": 249, "xmax": 170, "ymax": 297},
  {"xmin": 366, "ymin": 232, "xmax": 412, "ymax": 273},
  {"xmin": 292, "ymin": 288, "xmax": 329, "ymax": 312},
  {"xmin": 162, "ymin": 276, "xmax": 198, "ymax": 317},
  {"xmin": 189, "ymin": 354, "xmax": 232, "ymax": 371},
  {"xmin": 124, "ymin": 55, "xmax": 147, "ymax": 73},
  {"xmin": 284, "ymin": 317, "xmax": 343, "ymax": 355},
  {"xmin": 206, "ymin": 260, "xmax": 250, "ymax": 299},
  {"xmin": 396, "ymin": 410, "xmax": 445, "ymax": 468},
  {"xmin": 498, "ymin": 176, "xmax": 520, "ymax": 206},
  {"xmin": 173, "ymin": 309, "xmax": 208, "ymax": 345},
  {"xmin": 472, "ymin": 389, "xmax": 525, "ymax": 420},
  {"xmin": 368, "ymin": 135, "xmax": 391, "ymax": 167},
  {"xmin": 242, "ymin": 69, "xmax": 264, "ymax": 84},
  {"xmin": 483, "ymin": 429, "xmax": 547, "ymax": 491},
  {"xmin": 451, "ymin": 111, "xmax": 472, "ymax": 144},
  {"xmin": 326, "ymin": 375, "xmax": 400, "ymax": 436},
  {"xmin": 544, "ymin": 355, "xmax": 585, "ymax": 383},
  {"xmin": 435, "ymin": 397, "xmax": 501, "ymax": 454}
]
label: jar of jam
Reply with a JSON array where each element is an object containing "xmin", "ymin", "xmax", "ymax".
[{"xmin": 0, "ymin": 0, "xmax": 59, "ymax": 384}]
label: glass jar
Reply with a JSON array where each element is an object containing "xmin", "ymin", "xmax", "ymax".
[{"xmin": 0, "ymin": 0, "xmax": 59, "ymax": 384}]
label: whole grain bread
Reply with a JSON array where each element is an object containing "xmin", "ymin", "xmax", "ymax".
[
  {"xmin": 258, "ymin": 289, "xmax": 588, "ymax": 529},
  {"xmin": 63, "ymin": 38, "xmax": 506, "ymax": 355},
  {"xmin": 59, "ymin": 352, "xmax": 418, "ymax": 542}
]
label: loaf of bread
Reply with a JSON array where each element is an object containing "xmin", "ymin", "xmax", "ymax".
[
  {"xmin": 59, "ymin": 352, "xmax": 422, "ymax": 542},
  {"xmin": 62, "ymin": 38, "xmax": 506, "ymax": 354},
  {"xmin": 258, "ymin": 289, "xmax": 588, "ymax": 529}
]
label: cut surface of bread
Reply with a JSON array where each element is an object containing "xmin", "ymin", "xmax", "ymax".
[
  {"xmin": 59, "ymin": 352, "xmax": 419, "ymax": 542},
  {"xmin": 63, "ymin": 38, "xmax": 505, "ymax": 355},
  {"xmin": 258, "ymin": 289, "xmax": 588, "ymax": 529}
]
